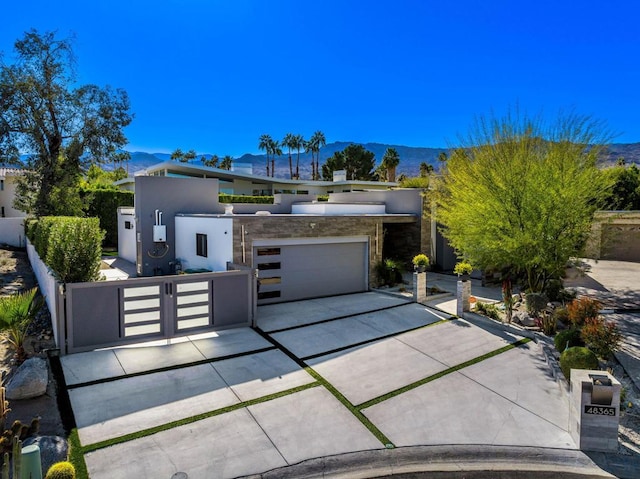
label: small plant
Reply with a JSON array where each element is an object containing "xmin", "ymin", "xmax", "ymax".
[
  {"xmin": 567, "ymin": 297, "xmax": 601, "ymax": 328},
  {"xmin": 45, "ymin": 461, "xmax": 76, "ymax": 479},
  {"xmin": 0, "ymin": 288, "xmax": 44, "ymax": 363},
  {"xmin": 580, "ymin": 317, "xmax": 622, "ymax": 359},
  {"xmin": 554, "ymin": 328, "xmax": 583, "ymax": 353},
  {"xmin": 525, "ymin": 292, "xmax": 548, "ymax": 318},
  {"xmin": 412, "ymin": 254, "xmax": 429, "ymax": 270},
  {"xmin": 374, "ymin": 259, "xmax": 404, "ymax": 287},
  {"xmin": 539, "ymin": 313, "xmax": 557, "ymax": 336},
  {"xmin": 475, "ymin": 301, "xmax": 501, "ymax": 321},
  {"xmin": 552, "ymin": 306, "xmax": 569, "ymax": 325},
  {"xmin": 453, "ymin": 261, "xmax": 473, "ymax": 278},
  {"xmin": 560, "ymin": 346, "xmax": 599, "ymax": 380}
]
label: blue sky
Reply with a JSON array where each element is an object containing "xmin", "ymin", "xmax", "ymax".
[{"xmin": 2, "ymin": 1, "xmax": 639, "ymax": 157}]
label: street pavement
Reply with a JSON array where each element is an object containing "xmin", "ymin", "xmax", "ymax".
[{"xmin": 60, "ymin": 281, "xmax": 625, "ymax": 478}]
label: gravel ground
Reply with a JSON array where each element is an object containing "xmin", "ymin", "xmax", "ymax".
[{"xmin": 0, "ymin": 247, "xmax": 65, "ymax": 437}]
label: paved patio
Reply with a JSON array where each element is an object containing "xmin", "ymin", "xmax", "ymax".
[{"xmin": 58, "ymin": 288, "xmax": 605, "ymax": 479}]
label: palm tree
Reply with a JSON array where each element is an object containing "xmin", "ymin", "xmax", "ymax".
[
  {"xmin": 304, "ymin": 139, "xmax": 314, "ymax": 180},
  {"xmin": 170, "ymin": 148, "xmax": 184, "ymax": 162},
  {"xmin": 258, "ymin": 134, "xmax": 272, "ymax": 176},
  {"xmin": 269, "ymin": 139, "xmax": 282, "ymax": 178},
  {"xmin": 220, "ymin": 155, "xmax": 233, "ymax": 170},
  {"xmin": 282, "ymin": 133, "xmax": 296, "ymax": 179},
  {"xmin": 293, "ymin": 134, "xmax": 304, "ymax": 179},
  {"xmin": 309, "ymin": 131, "xmax": 326, "ymax": 180},
  {"xmin": 381, "ymin": 147, "xmax": 400, "ymax": 182}
]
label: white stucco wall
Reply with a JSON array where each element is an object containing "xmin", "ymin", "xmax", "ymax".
[
  {"xmin": 0, "ymin": 218, "xmax": 26, "ymax": 247},
  {"xmin": 291, "ymin": 203, "xmax": 386, "ymax": 215},
  {"xmin": 117, "ymin": 207, "xmax": 137, "ymax": 264},
  {"xmin": 175, "ymin": 216, "xmax": 233, "ymax": 272}
]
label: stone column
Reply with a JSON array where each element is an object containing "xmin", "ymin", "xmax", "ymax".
[
  {"xmin": 456, "ymin": 280, "xmax": 471, "ymax": 317},
  {"xmin": 413, "ymin": 272, "xmax": 427, "ymax": 303}
]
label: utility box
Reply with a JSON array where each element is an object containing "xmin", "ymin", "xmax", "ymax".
[{"xmin": 569, "ymin": 369, "xmax": 621, "ymax": 452}]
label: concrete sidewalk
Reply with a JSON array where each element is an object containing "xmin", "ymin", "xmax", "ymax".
[{"xmin": 58, "ymin": 285, "xmax": 613, "ymax": 479}]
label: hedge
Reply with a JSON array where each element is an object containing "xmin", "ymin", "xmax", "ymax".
[
  {"xmin": 81, "ymin": 187, "xmax": 134, "ymax": 248},
  {"xmin": 27, "ymin": 216, "xmax": 105, "ymax": 284},
  {"xmin": 218, "ymin": 194, "xmax": 273, "ymax": 204}
]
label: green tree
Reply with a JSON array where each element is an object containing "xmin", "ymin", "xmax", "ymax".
[
  {"xmin": 381, "ymin": 147, "xmax": 400, "ymax": 182},
  {"xmin": 220, "ymin": 155, "xmax": 233, "ymax": 170},
  {"xmin": 258, "ymin": 134, "xmax": 272, "ymax": 176},
  {"xmin": 269, "ymin": 139, "xmax": 281, "ymax": 178},
  {"xmin": 435, "ymin": 110, "xmax": 610, "ymax": 292},
  {"xmin": 170, "ymin": 148, "xmax": 185, "ymax": 161},
  {"xmin": 293, "ymin": 134, "xmax": 304, "ymax": 179},
  {"xmin": 600, "ymin": 164, "xmax": 640, "ymax": 210},
  {"xmin": 322, "ymin": 144, "xmax": 375, "ymax": 181},
  {"xmin": 419, "ymin": 162, "xmax": 434, "ymax": 177},
  {"xmin": 308, "ymin": 130, "xmax": 326, "ymax": 180},
  {"xmin": 282, "ymin": 133, "xmax": 296, "ymax": 179},
  {"xmin": 182, "ymin": 149, "xmax": 197, "ymax": 163},
  {"xmin": 81, "ymin": 164, "xmax": 127, "ymax": 189},
  {"xmin": 0, "ymin": 30, "xmax": 132, "ymax": 216}
]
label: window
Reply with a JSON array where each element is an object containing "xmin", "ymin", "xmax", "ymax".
[
  {"xmin": 257, "ymin": 262, "xmax": 280, "ymax": 271},
  {"xmin": 258, "ymin": 291, "xmax": 281, "ymax": 300},
  {"xmin": 0, "ymin": 180, "xmax": 4, "ymax": 191},
  {"xmin": 1, "ymin": 207, "xmax": 4, "ymax": 218},
  {"xmin": 257, "ymin": 247, "xmax": 280, "ymax": 256},
  {"xmin": 196, "ymin": 233, "xmax": 208, "ymax": 257}
]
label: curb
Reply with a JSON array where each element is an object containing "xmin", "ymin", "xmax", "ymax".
[{"xmin": 237, "ymin": 445, "xmax": 615, "ymax": 479}]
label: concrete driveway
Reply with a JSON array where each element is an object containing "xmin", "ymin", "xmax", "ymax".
[{"xmin": 60, "ymin": 291, "xmax": 605, "ymax": 479}]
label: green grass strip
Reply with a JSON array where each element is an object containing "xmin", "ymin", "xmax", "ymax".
[
  {"xmin": 80, "ymin": 381, "xmax": 320, "ymax": 454},
  {"xmin": 68, "ymin": 428, "xmax": 90, "ymax": 479},
  {"xmin": 303, "ymin": 366, "xmax": 394, "ymax": 448},
  {"xmin": 356, "ymin": 338, "xmax": 532, "ymax": 410}
]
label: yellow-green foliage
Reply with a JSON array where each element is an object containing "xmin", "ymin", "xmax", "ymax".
[{"xmin": 45, "ymin": 461, "xmax": 76, "ymax": 479}]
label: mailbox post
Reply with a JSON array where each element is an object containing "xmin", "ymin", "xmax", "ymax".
[{"xmin": 569, "ymin": 369, "xmax": 621, "ymax": 452}]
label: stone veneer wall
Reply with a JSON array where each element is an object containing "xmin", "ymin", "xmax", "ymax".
[
  {"xmin": 585, "ymin": 211, "xmax": 640, "ymax": 262},
  {"xmin": 232, "ymin": 215, "xmax": 418, "ymax": 287}
]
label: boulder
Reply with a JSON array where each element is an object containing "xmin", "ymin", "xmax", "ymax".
[
  {"xmin": 6, "ymin": 357, "xmax": 49, "ymax": 400},
  {"xmin": 513, "ymin": 311, "xmax": 537, "ymax": 327},
  {"xmin": 23, "ymin": 436, "xmax": 68, "ymax": 475}
]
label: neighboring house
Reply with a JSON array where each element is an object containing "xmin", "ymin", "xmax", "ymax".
[
  {"xmin": 0, "ymin": 168, "xmax": 27, "ymax": 247},
  {"xmin": 115, "ymin": 161, "xmax": 398, "ymax": 195},
  {"xmin": 0, "ymin": 168, "xmax": 26, "ymax": 219},
  {"xmin": 122, "ymin": 175, "xmax": 430, "ymax": 305}
]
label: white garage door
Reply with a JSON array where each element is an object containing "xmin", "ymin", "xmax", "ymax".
[{"xmin": 254, "ymin": 237, "xmax": 368, "ymax": 304}]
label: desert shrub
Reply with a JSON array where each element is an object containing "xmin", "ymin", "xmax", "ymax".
[
  {"xmin": 552, "ymin": 306, "xmax": 569, "ymax": 325},
  {"xmin": 525, "ymin": 292, "xmax": 548, "ymax": 317},
  {"xmin": 539, "ymin": 313, "xmax": 557, "ymax": 336},
  {"xmin": 46, "ymin": 217, "xmax": 105, "ymax": 283},
  {"xmin": 567, "ymin": 297, "xmax": 601, "ymax": 327},
  {"xmin": 543, "ymin": 279, "xmax": 563, "ymax": 303},
  {"xmin": 475, "ymin": 301, "xmax": 501, "ymax": 321},
  {"xmin": 560, "ymin": 346, "xmax": 599, "ymax": 380},
  {"xmin": 554, "ymin": 328, "xmax": 583, "ymax": 353},
  {"xmin": 0, "ymin": 287, "xmax": 44, "ymax": 362},
  {"xmin": 45, "ymin": 461, "xmax": 76, "ymax": 479},
  {"xmin": 581, "ymin": 317, "xmax": 623, "ymax": 359}
]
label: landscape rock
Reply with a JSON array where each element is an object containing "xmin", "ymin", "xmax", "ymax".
[
  {"xmin": 23, "ymin": 435, "xmax": 68, "ymax": 475},
  {"xmin": 513, "ymin": 311, "xmax": 537, "ymax": 327},
  {"xmin": 6, "ymin": 357, "xmax": 49, "ymax": 400}
]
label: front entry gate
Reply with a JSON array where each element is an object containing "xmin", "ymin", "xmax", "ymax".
[{"xmin": 62, "ymin": 270, "xmax": 253, "ymax": 354}]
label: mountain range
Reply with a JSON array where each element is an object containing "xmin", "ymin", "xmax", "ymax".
[{"xmin": 121, "ymin": 141, "xmax": 640, "ymax": 179}]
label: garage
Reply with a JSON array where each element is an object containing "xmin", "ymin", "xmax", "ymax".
[{"xmin": 253, "ymin": 237, "xmax": 369, "ymax": 304}]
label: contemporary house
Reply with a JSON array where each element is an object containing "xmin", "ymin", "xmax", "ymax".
[
  {"xmin": 115, "ymin": 161, "xmax": 398, "ymax": 195},
  {"xmin": 0, "ymin": 168, "xmax": 27, "ymax": 247},
  {"xmin": 122, "ymin": 175, "xmax": 430, "ymax": 305}
]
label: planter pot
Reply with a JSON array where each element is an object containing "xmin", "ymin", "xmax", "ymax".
[{"xmin": 414, "ymin": 265, "xmax": 427, "ymax": 273}]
